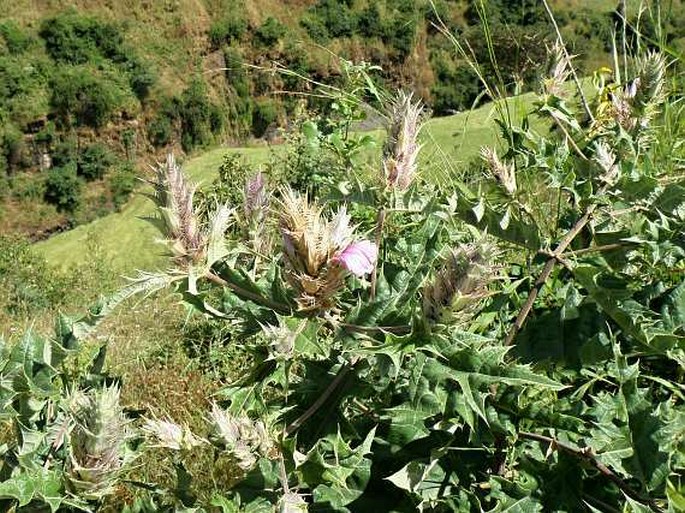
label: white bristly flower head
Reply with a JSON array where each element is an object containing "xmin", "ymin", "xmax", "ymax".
[
  {"xmin": 480, "ymin": 147, "xmax": 517, "ymax": 196},
  {"xmin": 383, "ymin": 91, "xmax": 424, "ymax": 190}
]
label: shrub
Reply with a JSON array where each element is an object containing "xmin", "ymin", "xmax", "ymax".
[
  {"xmin": 0, "ymin": 122, "xmax": 24, "ymax": 173},
  {"xmin": 381, "ymin": 10, "xmax": 418, "ymax": 60},
  {"xmin": 356, "ymin": 4, "xmax": 383, "ymax": 38},
  {"xmin": 39, "ymin": 10, "xmax": 124, "ymax": 64},
  {"xmin": 251, "ymin": 98, "xmax": 278, "ymax": 138},
  {"xmin": 124, "ymin": 55, "xmax": 156, "ymax": 100},
  {"xmin": 0, "ymin": 20, "xmax": 33, "ymax": 54},
  {"xmin": 255, "ymin": 17, "xmax": 286, "ymax": 47},
  {"xmin": 179, "ymin": 79, "xmax": 219, "ymax": 151},
  {"xmin": 50, "ymin": 67, "xmax": 124, "ymax": 128},
  {"xmin": 77, "ymin": 142, "xmax": 114, "ymax": 181},
  {"xmin": 109, "ymin": 161, "xmax": 137, "ymax": 209},
  {"xmin": 9, "ymin": 172, "xmax": 46, "ymax": 201},
  {"xmin": 51, "ymin": 137, "xmax": 77, "ymax": 167},
  {"xmin": 430, "ymin": 56, "xmax": 482, "ymax": 114},
  {"xmin": 44, "ymin": 163, "xmax": 81, "ymax": 212},
  {"xmin": 302, "ymin": 0, "xmax": 357, "ymax": 41},
  {"xmin": 148, "ymin": 112, "xmax": 174, "ymax": 148},
  {"xmin": 0, "ymin": 235, "xmax": 67, "ymax": 315},
  {"xmin": 208, "ymin": 14, "xmax": 248, "ymax": 47}
]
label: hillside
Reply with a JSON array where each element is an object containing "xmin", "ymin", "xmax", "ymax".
[{"xmin": 3, "ymin": 0, "xmax": 666, "ymax": 240}]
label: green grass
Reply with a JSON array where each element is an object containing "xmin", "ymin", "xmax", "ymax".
[
  {"xmin": 34, "ymin": 146, "xmax": 272, "ymax": 273},
  {"xmin": 34, "ymin": 91, "xmax": 547, "ymax": 274}
]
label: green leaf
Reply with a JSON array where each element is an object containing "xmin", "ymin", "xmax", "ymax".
[{"xmin": 0, "ymin": 470, "xmax": 65, "ymax": 511}]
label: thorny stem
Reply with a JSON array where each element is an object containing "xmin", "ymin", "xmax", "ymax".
[
  {"xmin": 370, "ymin": 208, "xmax": 386, "ymax": 300},
  {"xmin": 284, "ymin": 358, "xmax": 359, "ymax": 436},
  {"xmin": 338, "ymin": 322, "xmax": 411, "ymax": 335},
  {"xmin": 278, "ymin": 452, "xmax": 290, "ymax": 494},
  {"xmin": 205, "ymin": 271, "xmax": 291, "ymax": 314},
  {"xmin": 519, "ymin": 431, "xmax": 662, "ymax": 512},
  {"xmin": 504, "ymin": 187, "xmax": 608, "ymax": 346}
]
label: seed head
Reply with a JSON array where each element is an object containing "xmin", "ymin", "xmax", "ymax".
[
  {"xmin": 594, "ymin": 141, "xmax": 619, "ymax": 185},
  {"xmin": 142, "ymin": 417, "xmax": 204, "ymax": 451},
  {"xmin": 64, "ymin": 386, "xmax": 133, "ymax": 500},
  {"xmin": 422, "ymin": 243, "xmax": 494, "ymax": 324},
  {"xmin": 543, "ymin": 42, "xmax": 572, "ymax": 97},
  {"xmin": 480, "ymin": 147, "xmax": 517, "ymax": 196},
  {"xmin": 383, "ymin": 91, "xmax": 424, "ymax": 190},
  {"xmin": 278, "ymin": 188, "xmax": 377, "ymax": 310},
  {"xmin": 244, "ymin": 171, "xmax": 269, "ymax": 250},
  {"xmin": 209, "ymin": 404, "xmax": 274, "ymax": 471},
  {"xmin": 279, "ymin": 491, "xmax": 309, "ymax": 513}
]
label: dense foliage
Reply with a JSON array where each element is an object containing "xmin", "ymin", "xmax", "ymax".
[{"xmin": 1, "ymin": 33, "xmax": 684, "ymax": 513}]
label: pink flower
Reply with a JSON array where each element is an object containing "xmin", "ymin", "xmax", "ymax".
[{"xmin": 335, "ymin": 240, "xmax": 378, "ymax": 277}]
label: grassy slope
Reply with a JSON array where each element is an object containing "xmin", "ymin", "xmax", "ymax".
[
  {"xmin": 35, "ymin": 91, "xmax": 544, "ymax": 273},
  {"xmin": 34, "ymin": 146, "xmax": 272, "ymax": 272}
]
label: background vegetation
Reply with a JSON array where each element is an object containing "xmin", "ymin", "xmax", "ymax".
[{"xmin": 5, "ymin": 0, "xmax": 683, "ymax": 239}]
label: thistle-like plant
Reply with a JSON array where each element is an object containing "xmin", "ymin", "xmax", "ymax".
[
  {"xmin": 278, "ymin": 188, "xmax": 377, "ymax": 310},
  {"xmin": 208, "ymin": 404, "xmax": 275, "ymax": 471},
  {"xmin": 422, "ymin": 242, "xmax": 495, "ymax": 325},
  {"xmin": 64, "ymin": 385, "xmax": 134, "ymax": 500}
]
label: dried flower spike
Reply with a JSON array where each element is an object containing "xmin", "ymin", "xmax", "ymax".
[
  {"xmin": 142, "ymin": 417, "xmax": 204, "ymax": 451},
  {"xmin": 383, "ymin": 91, "xmax": 424, "ymax": 190},
  {"xmin": 244, "ymin": 171, "xmax": 269, "ymax": 250},
  {"xmin": 594, "ymin": 141, "xmax": 619, "ymax": 185},
  {"xmin": 209, "ymin": 404, "xmax": 274, "ymax": 471},
  {"xmin": 64, "ymin": 386, "xmax": 133, "ymax": 500},
  {"xmin": 480, "ymin": 147, "xmax": 517, "ymax": 197},
  {"xmin": 279, "ymin": 491, "xmax": 309, "ymax": 513},
  {"xmin": 423, "ymin": 243, "xmax": 494, "ymax": 324},
  {"xmin": 543, "ymin": 42, "xmax": 572, "ymax": 97},
  {"xmin": 156, "ymin": 153, "xmax": 205, "ymax": 266}
]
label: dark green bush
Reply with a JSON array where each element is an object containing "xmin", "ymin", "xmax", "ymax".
[
  {"xmin": 255, "ymin": 17, "xmax": 286, "ymax": 47},
  {"xmin": 465, "ymin": 0, "xmax": 545, "ymax": 27},
  {"xmin": 109, "ymin": 161, "xmax": 137, "ymax": 209},
  {"xmin": 51, "ymin": 138, "xmax": 77, "ymax": 168},
  {"xmin": 50, "ymin": 67, "xmax": 124, "ymax": 128},
  {"xmin": 0, "ymin": 20, "xmax": 33, "ymax": 54},
  {"xmin": 209, "ymin": 14, "xmax": 248, "ymax": 47},
  {"xmin": 124, "ymin": 55, "xmax": 156, "ymax": 100},
  {"xmin": 179, "ymin": 79, "xmax": 221, "ymax": 151},
  {"xmin": 0, "ymin": 122, "xmax": 24, "ymax": 173},
  {"xmin": 44, "ymin": 163, "xmax": 81, "ymax": 212},
  {"xmin": 252, "ymin": 99, "xmax": 278, "ymax": 138},
  {"xmin": 148, "ymin": 113, "xmax": 174, "ymax": 148},
  {"xmin": 39, "ymin": 10, "xmax": 124, "ymax": 64},
  {"xmin": 430, "ymin": 56, "xmax": 482, "ymax": 114},
  {"xmin": 381, "ymin": 11, "xmax": 418, "ymax": 61},
  {"xmin": 302, "ymin": 0, "xmax": 356, "ymax": 41},
  {"xmin": 77, "ymin": 143, "xmax": 114, "ymax": 181},
  {"xmin": 356, "ymin": 4, "xmax": 383, "ymax": 38}
]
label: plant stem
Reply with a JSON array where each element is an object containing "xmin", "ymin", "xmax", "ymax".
[
  {"xmin": 205, "ymin": 271, "xmax": 291, "ymax": 314},
  {"xmin": 338, "ymin": 322, "xmax": 411, "ymax": 335},
  {"xmin": 519, "ymin": 431, "xmax": 662, "ymax": 511},
  {"xmin": 284, "ymin": 361, "xmax": 355, "ymax": 436},
  {"xmin": 370, "ymin": 208, "xmax": 386, "ymax": 300},
  {"xmin": 504, "ymin": 191, "xmax": 606, "ymax": 346}
]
